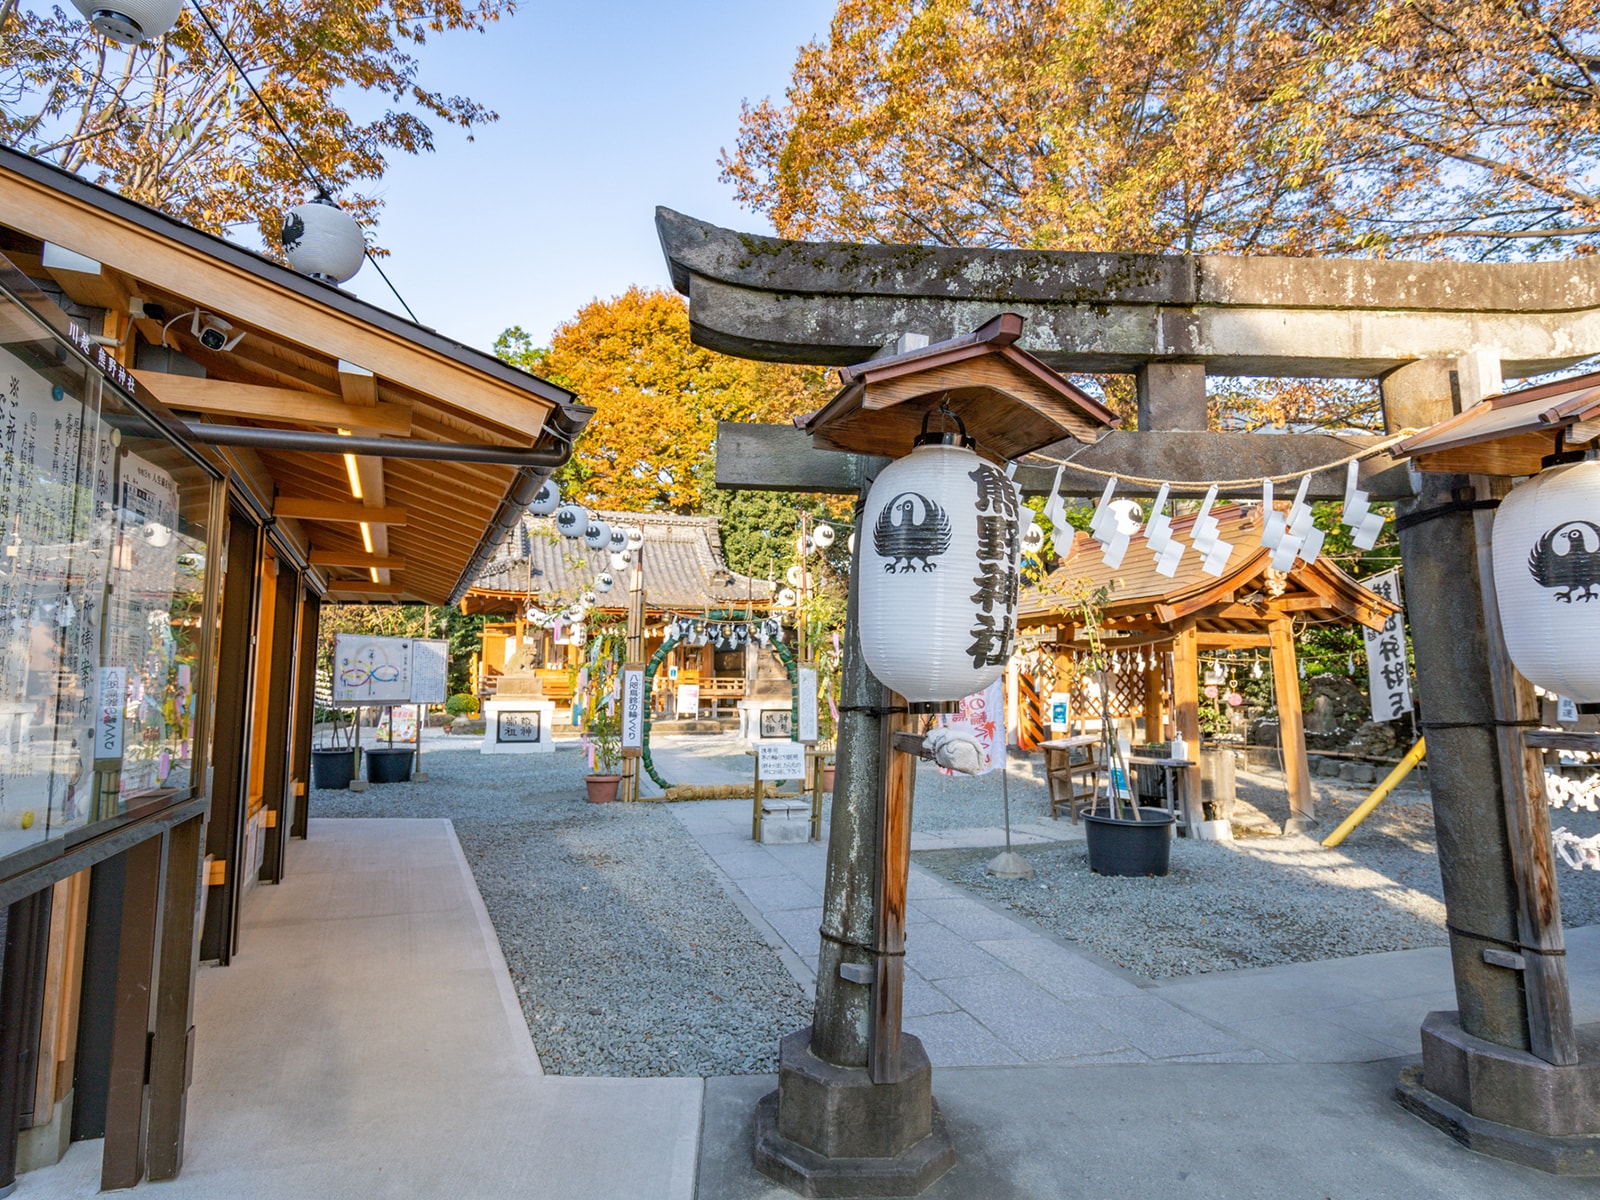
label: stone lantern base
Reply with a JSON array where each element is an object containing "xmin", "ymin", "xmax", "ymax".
[
  {"xmin": 754, "ymin": 1029, "xmax": 956, "ymax": 1197},
  {"xmin": 1396, "ymin": 1011, "xmax": 1600, "ymax": 1175}
]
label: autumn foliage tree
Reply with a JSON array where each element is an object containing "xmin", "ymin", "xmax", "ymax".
[
  {"xmin": 725, "ymin": 0, "xmax": 1599, "ymax": 258},
  {"xmin": 496, "ymin": 287, "xmax": 831, "ymax": 512},
  {"xmin": 723, "ymin": 1, "xmax": 1600, "ymax": 430},
  {"xmin": 0, "ymin": 0, "xmax": 509, "ymax": 248}
]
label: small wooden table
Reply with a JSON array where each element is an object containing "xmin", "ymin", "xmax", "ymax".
[
  {"xmin": 1125, "ymin": 754, "xmax": 1197, "ymax": 832},
  {"xmin": 1041, "ymin": 735, "xmax": 1103, "ymax": 822}
]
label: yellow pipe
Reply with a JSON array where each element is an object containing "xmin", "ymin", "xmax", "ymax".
[{"xmin": 1322, "ymin": 737, "xmax": 1426, "ymax": 848}]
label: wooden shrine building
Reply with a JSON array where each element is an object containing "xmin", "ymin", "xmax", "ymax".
[
  {"xmin": 1018, "ymin": 504, "xmax": 1399, "ymax": 828},
  {"xmin": 460, "ymin": 511, "xmax": 776, "ymax": 717},
  {"xmin": 0, "ymin": 145, "xmax": 590, "ymax": 1191}
]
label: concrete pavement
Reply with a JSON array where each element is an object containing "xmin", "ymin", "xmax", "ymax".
[{"xmin": 17, "ymin": 820, "xmax": 701, "ymax": 1200}]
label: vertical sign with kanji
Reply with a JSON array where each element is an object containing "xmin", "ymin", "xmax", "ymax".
[
  {"xmin": 620, "ymin": 664, "xmax": 645, "ymax": 757},
  {"xmin": 1362, "ymin": 569, "xmax": 1412, "ymax": 722},
  {"xmin": 797, "ymin": 665, "xmax": 818, "ymax": 744}
]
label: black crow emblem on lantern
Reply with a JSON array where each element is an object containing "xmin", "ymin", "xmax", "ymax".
[
  {"xmin": 874, "ymin": 492, "xmax": 952, "ymax": 573},
  {"xmin": 1528, "ymin": 520, "xmax": 1600, "ymax": 602}
]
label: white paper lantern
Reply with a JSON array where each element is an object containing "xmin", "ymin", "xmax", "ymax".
[
  {"xmin": 580, "ymin": 590, "xmax": 598, "ymax": 608},
  {"xmin": 626, "ymin": 527, "xmax": 645, "ymax": 551},
  {"xmin": 555, "ymin": 504, "xmax": 586, "ymax": 539},
  {"xmin": 813, "ymin": 524, "xmax": 836, "ymax": 548},
  {"xmin": 776, "ymin": 587, "xmax": 797, "ymax": 608},
  {"xmin": 71, "ymin": 0, "xmax": 181, "ymax": 44},
  {"xmin": 595, "ymin": 573, "xmax": 615, "ymax": 594},
  {"xmin": 280, "ymin": 198, "xmax": 365, "ymax": 284},
  {"xmin": 608, "ymin": 528, "xmax": 628, "ymax": 553},
  {"xmin": 859, "ymin": 437, "xmax": 1023, "ymax": 707},
  {"xmin": 1021, "ymin": 521, "xmax": 1046, "ymax": 554},
  {"xmin": 584, "ymin": 518, "xmax": 611, "ymax": 551},
  {"xmin": 1492, "ymin": 460, "xmax": 1600, "ymax": 706},
  {"xmin": 610, "ymin": 550, "xmax": 631, "ymax": 571},
  {"xmin": 529, "ymin": 479, "xmax": 561, "ymax": 516}
]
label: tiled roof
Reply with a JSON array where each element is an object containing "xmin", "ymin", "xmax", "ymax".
[{"xmin": 471, "ymin": 510, "xmax": 774, "ymax": 612}]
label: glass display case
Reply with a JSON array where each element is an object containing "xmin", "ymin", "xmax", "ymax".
[{"xmin": 0, "ymin": 285, "xmax": 216, "ymax": 871}]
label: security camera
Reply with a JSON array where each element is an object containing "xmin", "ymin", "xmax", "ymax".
[{"xmin": 191, "ymin": 310, "xmax": 246, "ymax": 353}]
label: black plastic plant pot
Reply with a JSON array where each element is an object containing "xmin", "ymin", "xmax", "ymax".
[
  {"xmin": 310, "ymin": 747, "xmax": 357, "ymax": 790},
  {"xmin": 1082, "ymin": 806, "xmax": 1176, "ymax": 877},
  {"xmin": 365, "ymin": 747, "xmax": 414, "ymax": 784}
]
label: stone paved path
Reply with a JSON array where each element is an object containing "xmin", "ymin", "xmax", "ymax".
[{"xmin": 673, "ymin": 798, "xmax": 1600, "ymax": 1070}]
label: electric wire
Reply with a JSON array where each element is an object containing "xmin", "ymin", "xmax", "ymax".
[{"xmin": 184, "ymin": 0, "xmax": 421, "ymax": 324}]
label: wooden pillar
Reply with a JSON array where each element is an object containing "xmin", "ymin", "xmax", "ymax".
[
  {"xmin": 101, "ymin": 836, "xmax": 163, "ymax": 1191},
  {"xmin": 147, "ymin": 814, "xmax": 205, "ymax": 1179},
  {"xmin": 289, "ymin": 589, "xmax": 320, "ymax": 840},
  {"xmin": 1171, "ymin": 627, "xmax": 1201, "ymax": 814},
  {"xmin": 870, "ymin": 696, "xmax": 916, "ymax": 1083},
  {"xmin": 1143, "ymin": 658, "xmax": 1166, "ymax": 741},
  {"xmin": 1269, "ymin": 615, "xmax": 1314, "ymax": 830},
  {"xmin": 1473, "ymin": 488, "xmax": 1575, "ymax": 1064}
]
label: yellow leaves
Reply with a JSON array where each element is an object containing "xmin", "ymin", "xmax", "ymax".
[
  {"xmin": 725, "ymin": 0, "xmax": 1600, "ymax": 260},
  {"xmin": 508, "ymin": 288, "xmax": 831, "ymax": 514}
]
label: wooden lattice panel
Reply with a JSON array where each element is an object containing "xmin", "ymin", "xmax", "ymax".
[{"xmin": 1054, "ymin": 651, "xmax": 1171, "ymax": 721}]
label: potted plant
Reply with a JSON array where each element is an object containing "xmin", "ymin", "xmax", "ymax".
[
  {"xmin": 1062, "ymin": 578, "xmax": 1175, "ymax": 876},
  {"xmin": 365, "ymin": 704, "xmax": 415, "ymax": 783},
  {"xmin": 584, "ymin": 707, "xmax": 623, "ymax": 803},
  {"xmin": 311, "ymin": 704, "xmax": 359, "ymax": 790}
]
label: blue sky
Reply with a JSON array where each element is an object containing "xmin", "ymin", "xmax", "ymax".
[{"xmin": 338, "ymin": 1, "xmax": 836, "ymax": 354}]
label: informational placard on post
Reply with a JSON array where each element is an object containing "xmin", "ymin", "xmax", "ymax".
[
  {"xmin": 94, "ymin": 666, "xmax": 126, "ymax": 763},
  {"xmin": 675, "ymin": 683, "xmax": 700, "ymax": 719},
  {"xmin": 410, "ymin": 639, "xmax": 449, "ymax": 705},
  {"xmin": 758, "ymin": 740, "xmax": 805, "ymax": 781},
  {"xmin": 1361, "ymin": 570, "xmax": 1412, "ymax": 722},
  {"xmin": 332, "ymin": 635, "xmax": 413, "ymax": 704},
  {"xmin": 1049, "ymin": 692, "xmax": 1072, "ymax": 731},
  {"xmin": 1559, "ymin": 696, "xmax": 1580, "ymax": 724},
  {"xmin": 620, "ymin": 663, "xmax": 646, "ymax": 757},
  {"xmin": 797, "ymin": 664, "xmax": 819, "ymax": 744}
]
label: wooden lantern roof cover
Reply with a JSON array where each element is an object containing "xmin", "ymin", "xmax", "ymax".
[
  {"xmin": 795, "ymin": 312, "xmax": 1120, "ymax": 461},
  {"xmin": 461, "ymin": 510, "xmax": 776, "ymax": 618},
  {"xmin": 1391, "ymin": 367, "xmax": 1600, "ymax": 476},
  {"xmin": 0, "ymin": 146, "xmax": 594, "ymax": 607},
  {"xmin": 1018, "ymin": 504, "xmax": 1399, "ymax": 637}
]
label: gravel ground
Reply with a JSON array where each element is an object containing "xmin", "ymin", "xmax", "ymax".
[
  {"xmin": 311, "ymin": 742, "xmax": 811, "ymax": 1076},
  {"xmin": 918, "ymin": 759, "xmax": 1600, "ymax": 979}
]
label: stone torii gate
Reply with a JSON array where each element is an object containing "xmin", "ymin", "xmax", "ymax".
[{"xmin": 663, "ymin": 207, "xmax": 1600, "ymax": 1183}]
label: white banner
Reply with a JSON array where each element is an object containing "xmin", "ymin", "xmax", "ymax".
[
  {"xmin": 1362, "ymin": 569, "xmax": 1412, "ymax": 723},
  {"xmin": 620, "ymin": 665, "xmax": 645, "ymax": 755},
  {"xmin": 797, "ymin": 665, "xmax": 818, "ymax": 743}
]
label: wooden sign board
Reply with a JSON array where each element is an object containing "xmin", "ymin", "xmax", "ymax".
[
  {"xmin": 620, "ymin": 663, "xmax": 646, "ymax": 757},
  {"xmin": 758, "ymin": 740, "xmax": 805, "ymax": 781}
]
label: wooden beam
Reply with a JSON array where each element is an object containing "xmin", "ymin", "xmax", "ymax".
[
  {"xmin": 0, "ymin": 169, "xmax": 555, "ymax": 440},
  {"xmin": 338, "ymin": 359, "xmax": 376, "ymax": 406},
  {"xmin": 1194, "ymin": 632, "xmax": 1271, "ymax": 648},
  {"xmin": 326, "ymin": 582, "xmax": 406, "ymax": 597},
  {"xmin": 1172, "ymin": 626, "xmax": 1201, "ymax": 823},
  {"xmin": 41, "ymin": 242, "xmax": 130, "ymax": 311},
  {"xmin": 715, "ymin": 421, "xmax": 1415, "ymax": 500},
  {"xmin": 1268, "ymin": 615, "xmax": 1314, "ymax": 830},
  {"xmin": 273, "ymin": 497, "xmax": 407, "ymax": 525},
  {"xmin": 132, "ymin": 371, "xmax": 411, "ymax": 435},
  {"xmin": 309, "ymin": 548, "xmax": 406, "ymax": 570}
]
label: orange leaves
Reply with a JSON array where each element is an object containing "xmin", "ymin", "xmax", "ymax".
[
  {"xmin": 0, "ymin": 0, "xmax": 510, "ymax": 250},
  {"xmin": 506, "ymin": 288, "xmax": 831, "ymax": 514},
  {"xmin": 723, "ymin": 0, "xmax": 1600, "ymax": 260}
]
